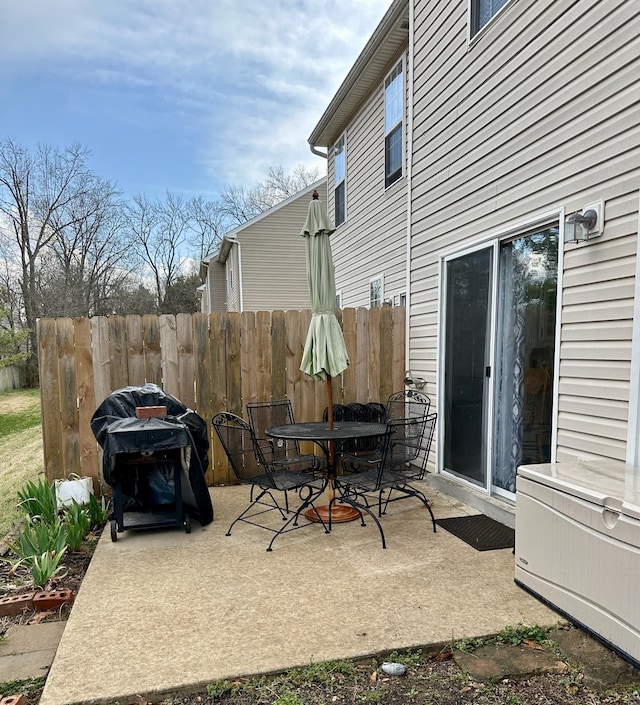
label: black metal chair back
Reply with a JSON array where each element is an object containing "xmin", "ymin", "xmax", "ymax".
[
  {"xmin": 379, "ymin": 412, "xmax": 437, "ymax": 482},
  {"xmin": 386, "ymin": 389, "xmax": 431, "ymax": 421},
  {"xmin": 212, "ymin": 412, "xmax": 273, "ymax": 486},
  {"xmin": 247, "ymin": 399, "xmax": 324, "ymax": 474}
]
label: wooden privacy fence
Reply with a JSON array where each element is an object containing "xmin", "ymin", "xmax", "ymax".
[{"xmin": 37, "ymin": 307, "xmax": 405, "ymax": 486}]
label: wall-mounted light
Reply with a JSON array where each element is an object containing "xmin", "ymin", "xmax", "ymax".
[
  {"xmin": 564, "ymin": 200, "xmax": 604, "ymax": 244},
  {"xmin": 404, "ymin": 370, "xmax": 426, "ymax": 390}
]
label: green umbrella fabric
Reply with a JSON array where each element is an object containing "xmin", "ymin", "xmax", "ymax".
[{"xmin": 300, "ymin": 196, "xmax": 350, "ymax": 381}]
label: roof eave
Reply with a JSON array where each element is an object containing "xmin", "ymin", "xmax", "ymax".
[{"xmin": 308, "ymin": 0, "xmax": 409, "ymax": 149}]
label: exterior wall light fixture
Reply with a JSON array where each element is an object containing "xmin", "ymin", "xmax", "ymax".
[
  {"xmin": 404, "ymin": 370, "xmax": 426, "ymax": 390},
  {"xmin": 564, "ymin": 200, "xmax": 604, "ymax": 244}
]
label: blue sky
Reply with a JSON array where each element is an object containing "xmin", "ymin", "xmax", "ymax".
[{"xmin": 0, "ymin": 0, "xmax": 390, "ymax": 200}]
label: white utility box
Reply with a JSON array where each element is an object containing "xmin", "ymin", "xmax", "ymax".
[{"xmin": 515, "ymin": 460, "xmax": 640, "ymax": 668}]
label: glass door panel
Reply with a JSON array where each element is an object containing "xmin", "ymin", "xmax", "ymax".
[
  {"xmin": 493, "ymin": 228, "xmax": 558, "ymax": 493},
  {"xmin": 443, "ymin": 248, "xmax": 492, "ymax": 487}
]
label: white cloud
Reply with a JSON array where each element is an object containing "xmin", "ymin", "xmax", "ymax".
[{"xmin": 0, "ymin": 0, "xmax": 391, "ymax": 192}]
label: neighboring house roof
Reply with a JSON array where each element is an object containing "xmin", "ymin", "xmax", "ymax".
[
  {"xmin": 308, "ymin": 0, "xmax": 408, "ymax": 149},
  {"xmin": 203, "ymin": 178, "xmax": 326, "ymax": 265}
]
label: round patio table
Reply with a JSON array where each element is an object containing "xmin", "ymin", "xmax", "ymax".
[{"xmin": 266, "ymin": 421, "xmax": 388, "ymax": 523}]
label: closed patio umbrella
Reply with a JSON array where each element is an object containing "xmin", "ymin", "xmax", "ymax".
[
  {"xmin": 300, "ymin": 191, "xmax": 352, "ymax": 523},
  {"xmin": 300, "ymin": 190, "xmax": 349, "ymax": 427}
]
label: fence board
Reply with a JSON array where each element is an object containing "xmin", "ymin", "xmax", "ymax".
[
  {"xmin": 271, "ymin": 310, "xmax": 286, "ymax": 400},
  {"xmin": 256, "ymin": 311, "xmax": 271, "ymax": 402},
  {"xmin": 368, "ymin": 307, "xmax": 381, "ymax": 404},
  {"xmin": 108, "ymin": 316, "xmax": 129, "ymax": 391},
  {"xmin": 356, "ymin": 308, "xmax": 370, "ymax": 402},
  {"xmin": 56, "ymin": 318, "xmax": 80, "ymax": 479},
  {"xmin": 38, "ymin": 309, "xmax": 404, "ymax": 486},
  {"xmin": 392, "ymin": 307, "xmax": 406, "ymax": 393},
  {"xmin": 38, "ymin": 319, "xmax": 63, "ymax": 478},
  {"xmin": 159, "ymin": 315, "xmax": 179, "ymax": 397},
  {"xmin": 341, "ymin": 308, "xmax": 356, "ymax": 402},
  {"xmin": 74, "ymin": 317, "xmax": 98, "ymax": 480},
  {"xmin": 126, "ymin": 316, "xmax": 145, "ymax": 387},
  {"xmin": 177, "ymin": 313, "xmax": 195, "ymax": 409},
  {"xmin": 209, "ymin": 312, "xmax": 229, "ymax": 485},
  {"xmin": 142, "ymin": 315, "xmax": 162, "ymax": 386},
  {"xmin": 240, "ymin": 311, "xmax": 257, "ymax": 407},
  {"xmin": 379, "ymin": 306, "xmax": 394, "ymax": 403},
  {"xmin": 91, "ymin": 317, "xmax": 111, "ymax": 407}
]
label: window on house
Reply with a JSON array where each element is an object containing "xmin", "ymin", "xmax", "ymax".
[
  {"xmin": 470, "ymin": 0, "xmax": 510, "ymax": 37},
  {"xmin": 370, "ymin": 275, "xmax": 384, "ymax": 308},
  {"xmin": 384, "ymin": 61, "xmax": 403, "ymax": 188},
  {"xmin": 334, "ymin": 135, "xmax": 346, "ymax": 226},
  {"xmin": 399, "ymin": 292, "xmax": 407, "ymax": 307},
  {"xmin": 336, "ymin": 290, "xmax": 343, "ymax": 308}
]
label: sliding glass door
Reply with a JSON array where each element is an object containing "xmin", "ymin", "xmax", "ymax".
[
  {"xmin": 442, "ymin": 227, "xmax": 558, "ymax": 498},
  {"xmin": 442, "ymin": 247, "xmax": 493, "ymax": 488}
]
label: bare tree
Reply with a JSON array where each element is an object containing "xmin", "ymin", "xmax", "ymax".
[
  {"xmin": 125, "ymin": 192, "xmax": 192, "ymax": 309},
  {"xmin": 186, "ymin": 196, "xmax": 227, "ymax": 261},
  {"xmin": 0, "ymin": 139, "xmax": 116, "ymax": 384},
  {"xmin": 219, "ymin": 164, "xmax": 321, "ymax": 226},
  {"xmin": 41, "ymin": 178, "xmax": 131, "ymax": 317}
]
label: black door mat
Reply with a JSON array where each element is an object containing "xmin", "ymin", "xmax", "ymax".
[{"xmin": 435, "ymin": 514, "xmax": 515, "ymax": 551}]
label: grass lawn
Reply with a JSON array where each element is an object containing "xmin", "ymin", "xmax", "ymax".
[{"xmin": 0, "ymin": 388, "xmax": 44, "ymax": 539}]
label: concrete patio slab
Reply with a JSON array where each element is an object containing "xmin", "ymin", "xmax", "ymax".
[{"xmin": 39, "ymin": 485, "xmax": 559, "ymax": 705}]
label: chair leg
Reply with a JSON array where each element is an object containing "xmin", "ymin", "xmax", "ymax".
[
  {"xmin": 384, "ymin": 486, "xmax": 437, "ymax": 532},
  {"xmin": 226, "ymin": 488, "xmax": 287, "ymax": 537},
  {"xmin": 266, "ymin": 485, "xmax": 328, "ymax": 552},
  {"xmin": 329, "ymin": 495, "xmax": 387, "ymax": 549}
]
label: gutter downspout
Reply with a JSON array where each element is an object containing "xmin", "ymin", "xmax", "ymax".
[
  {"xmin": 226, "ymin": 236, "xmax": 244, "ymax": 312},
  {"xmin": 405, "ymin": 0, "xmax": 414, "ymax": 379}
]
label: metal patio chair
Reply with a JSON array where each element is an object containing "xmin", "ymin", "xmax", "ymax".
[
  {"xmin": 331, "ymin": 413, "xmax": 438, "ymax": 549},
  {"xmin": 338, "ymin": 391, "xmax": 431, "ymax": 471},
  {"xmin": 212, "ymin": 412, "xmax": 329, "ymax": 551},
  {"xmin": 247, "ymin": 399, "xmax": 326, "ymax": 477},
  {"xmin": 386, "ymin": 389, "xmax": 431, "ymax": 420}
]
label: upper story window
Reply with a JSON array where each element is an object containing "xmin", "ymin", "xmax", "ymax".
[
  {"xmin": 334, "ymin": 134, "xmax": 346, "ymax": 226},
  {"xmin": 470, "ymin": 0, "xmax": 510, "ymax": 37},
  {"xmin": 370, "ymin": 274, "xmax": 384, "ymax": 308},
  {"xmin": 384, "ymin": 60, "xmax": 403, "ymax": 188}
]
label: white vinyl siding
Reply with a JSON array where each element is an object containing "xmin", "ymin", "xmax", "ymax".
[
  {"xmin": 410, "ymin": 0, "xmax": 640, "ymax": 463},
  {"xmin": 328, "ymin": 49, "xmax": 409, "ymax": 309}
]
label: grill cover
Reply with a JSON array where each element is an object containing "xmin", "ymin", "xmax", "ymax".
[{"xmin": 91, "ymin": 384, "xmax": 213, "ymax": 525}]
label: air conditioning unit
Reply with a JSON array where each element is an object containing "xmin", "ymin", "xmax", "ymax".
[{"xmin": 515, "ymin": 460, "xmax": 640, "ymax": 668}]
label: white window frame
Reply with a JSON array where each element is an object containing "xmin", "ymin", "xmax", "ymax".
[
  {"xmin": 370, "ymin": 274, "xmax": 384, "ymax": 308},
  {"xmin": 336, "ymin": 290, "xmax": 343, "ymax": 309},
  {"xmin": 384, "ymin": 60, "xmax": 404, "ymax": 189},
  {"xmin": 334, "ymin": 134, "xmax": 346, "ymax": 227}
]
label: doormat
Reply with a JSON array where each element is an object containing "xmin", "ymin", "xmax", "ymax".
[{"xmin": 435, "ymin": 514, "xmax": 515, "ymax": 551}]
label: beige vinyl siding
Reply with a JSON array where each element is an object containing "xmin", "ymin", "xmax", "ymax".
[
  {"xmin": 238, "ymin": 183, "xmax": 325, "ymax": 312},
  {"xmin": 409, "ymin": 0, "xmax": 640, "ymax": 461},
  {"xmin": 329, "ymin": 48, "xmax": 409, "ymax": 308},
  {"xmin": 207, "ymin": 261, "xmax": 227, "ymax": 313}
]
